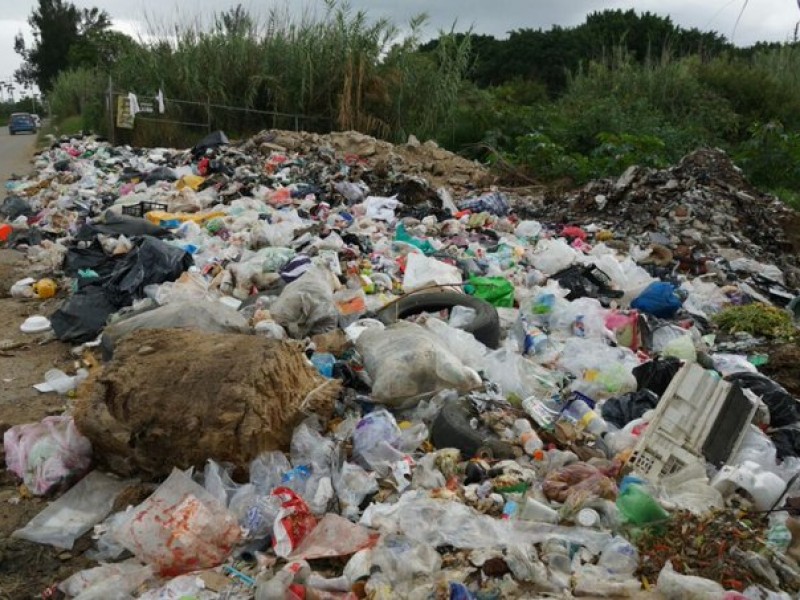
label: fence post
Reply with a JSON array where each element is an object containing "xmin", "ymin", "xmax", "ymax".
[{"xmin": 107, "ymin": 75, "xmax": 115, "ymax": 145}]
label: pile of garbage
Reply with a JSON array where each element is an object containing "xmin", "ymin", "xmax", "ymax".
[{"xmin": 1, "ymin": 128, "xmax": 800, "ymax": 599}]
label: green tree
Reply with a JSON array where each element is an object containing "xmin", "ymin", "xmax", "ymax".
[{"xmin": 14, "ymin": 0, "xmax": 111, "ymax": 92}]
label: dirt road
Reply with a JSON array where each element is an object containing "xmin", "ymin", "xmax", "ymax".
[{"xmin": 0, "ymin": 126, "xmax": 38, "ymax": 185}]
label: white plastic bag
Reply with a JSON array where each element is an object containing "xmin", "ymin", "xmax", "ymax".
[
  {"xmin": 59, "ymin": 560, "xmax": 153, "ymax": 600},
  {"xmin": 402, "ymin": 253, "xmax": 462, "ymax": 292},
  {"xmin": 356, "ymin": 322, "xmax": 481, "ymax": 407},
  {"xmin": 530, "ymin": 238, "xmax": 577, "ymax": 275},
  {"xmin": 14, "ymin": 471, "xmax": 130, "ymax": 549},
  {"xmin": 111, "ymin": 468, "xmax": 242, "ymax": 575},
  {"xmin": 271, "ymin": 267, "xmax": 338, "ymax": 338},
  {"xmin": 656, "ymin": 561, "xmax": 724, "ymax": 599}
]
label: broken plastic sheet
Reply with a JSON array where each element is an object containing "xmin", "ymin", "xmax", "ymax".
[
  {"xmin": 14, "ymin": 471, "xmax": 131, "ymax": 549},
  {"xmin": 360, "ymin": 491, "xmax": 612, "ymax": 554}
]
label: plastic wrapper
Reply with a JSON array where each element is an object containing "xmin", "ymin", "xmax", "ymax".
[
  {"xmin": 271, "ymin": 267, "xmax": 338, "ymax": 338},
  {"xmin": 111, "ymin": 468, "xmax": 242, "ymax": 576},
  {"xmin": 573, "ymin": 565, "xmax": 642, "ymax": 597},
  {"xmin": 422, "ymin": 317, "xmax": 488, "ymax": 369},
  {"xmin": 356, "ymin": 322, "xmax": 481, "ymax": 407},
  {"xmin": 402, "ymin": 253, "xmax": 462, "ymax": 291},
  {"xmin": 288, "ymin": 513, "xmax": 377, "ymax": 560},
  {"xmin": 250, "ymin": 451, "xmax": 292, "ymax": 495},
  {"xmin": 59, "ymin": 561, "xmax": 153, "ymax": 600},
  {"xmin": 136, "ymin": 574, "xmax": 213, "ymax": 600},
  {"xmin": 272, "ymin": 486, "xmax": 318, "ymax": 558},
  {"xmin": 14, "ymin": 471, "xmax": 129, "ymax": 549},
  {"xmin": 712, "ymin": 353, "xmax": 758, "ymax": 376},
  {"xmin": 3, "ymin": 415, "xmax": 92, "ymax": 495},
  {"xmin": 557, "ymin": 339, "xmax": 638, "ymax": 399},
  {"xmin": 228, "ymin": 484, "xmax": 281, "ymax": 538},
  {"xmin": 352, "ymin": 409, "xmax": 427, "ymax": 475},
  {"xmin": 202, "ymin": 459, "xmax": 240, "ymax": 507},
  {"xmin": 483, "ymin": 347, "xmax": 559, "ymax": 398},
  {"xmin": 543, "ymin": 463, "xmax": 618, "ymax": 504}
]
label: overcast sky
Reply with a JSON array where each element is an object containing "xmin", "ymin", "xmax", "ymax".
[{"xmin": 2, "ymin": 0, "xmax": 799, "ymax": 95}]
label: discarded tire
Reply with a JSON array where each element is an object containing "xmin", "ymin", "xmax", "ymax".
[
  {"xmin": 431, "ymin": 399, "xmax": 515, "ymax": 459},
  {"xmin": 375, "ymin": 291, "xmax": 501, "ymax": 349},
  {"xmin": 74, "ymin": 329, "xmax": 341, "ymax": 479}
]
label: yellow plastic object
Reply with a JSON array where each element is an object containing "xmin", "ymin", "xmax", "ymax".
[
  {"xmin": 144, "ymin": 210, "xmax": 226, "ymax": 225},
  {"xmin": 32, "ymin": 278, "xmax": 57, "ymax": 299},
  {"xmin": 175, "ymin": 175, "xmax": 205, "ymax": 191}
]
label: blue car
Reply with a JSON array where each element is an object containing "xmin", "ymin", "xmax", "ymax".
[{"xmin": 8, "ymin": 113, "xmax": 37, "ymax": 135}]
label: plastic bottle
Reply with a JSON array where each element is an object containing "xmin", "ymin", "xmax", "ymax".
[
  {"xmin": 513, "ymin": 418, "xmax": 543, "ymax": 455},
  {"xmin": 522, "ymin": 394, "xmax": 563, "ymax": 430},
  {"xmin": 598, "ymin": 536, "xmax": 639, "ymax": 577},
  {"xmin": 561, "ymin": 398, "xmax": 608, "ymax": 436},
  {"xmin": 518, "ymin": 497, "xmax": 559, "ymax": 524}
]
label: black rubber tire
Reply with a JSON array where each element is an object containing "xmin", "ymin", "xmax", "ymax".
[
  {"xmin": 375, "ymin": 291, "xmax": 501, "ymax": 349},
  {"xmin": 431, "ymin": 399, "xmax": 515, "ymax": 459}
]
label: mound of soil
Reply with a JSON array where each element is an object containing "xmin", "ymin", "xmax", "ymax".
[
  {"xmin": 762, "ymin": 343, "xmax": 800, "ymax": 398},
  {"xmin": 74, "ymin": 329, "xmax": 341, "ymax": 479}
]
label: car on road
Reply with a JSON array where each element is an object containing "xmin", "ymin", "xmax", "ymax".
[{"xmin": 8, "ymin": 113, "xmax": 37, "ymax": 135}]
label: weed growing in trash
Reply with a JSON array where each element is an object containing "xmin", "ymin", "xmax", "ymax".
[{"xmin": 713, "ymin": 304, "xmax": 797, "ymax": 340}]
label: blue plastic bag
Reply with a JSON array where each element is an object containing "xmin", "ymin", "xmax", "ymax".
[{"xmin": 630, "ymin": 282, "xmax": 682, "ymax": 318}]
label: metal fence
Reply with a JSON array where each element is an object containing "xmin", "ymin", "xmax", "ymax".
[{"xmin": 105, "ymin": 81, "xmax": 329, "ymax": 144}]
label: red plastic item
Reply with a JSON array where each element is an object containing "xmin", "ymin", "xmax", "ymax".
[
  {"xmin": 272, "ymin": 487, "xmax": 318, "ymax": 558},
  {"xmin": 561, "ymin": 225, "xmax": 587, "ymax": 241},
  {"xmin": 0, "ymin": 223, "xmax": 11, "ymax": 242}
]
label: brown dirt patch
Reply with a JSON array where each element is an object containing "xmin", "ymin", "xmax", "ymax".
[{"xmin": 761, "ymin": 343, "xmax": 800, "ymax": 398}]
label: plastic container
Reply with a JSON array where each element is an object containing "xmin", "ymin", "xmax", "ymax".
[
  {"xmin": 513, "ymin": 418, "xmax": 543, "ymax": 455},
  {"xmin": 20, "ymin": 315, "xmax": 52, "ymax": 334},
  {"xmin": 598, "ymin": 536, "xmax": 639, "ymax": 577},
  {"xmin": 518, "ymin": 497, "xmax": 559, "ymax": 524},
  {"xmin": 616, "ymin": 485, "xmax": 669, "ymax": 524},
  {"xmin": 310, "ymin": 353, "xmax": 335, "ymax": 378},
  {"xmin": 577, "ymin": 508, "xmax": 600, "ymax": 527},
  {"xmin": 122, "ymin": 201, "xmax": 168, "ymax": 218}
]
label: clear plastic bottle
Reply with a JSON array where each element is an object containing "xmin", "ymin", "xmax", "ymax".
[
  {"xmin": 598, "ymin": 535, "xmax": 639, "ymax": 577},
  {"xmin": 513, "ymin": 418, "xmax": 543, "ymax": 455},
  {"xmin": 562, "ymin": 398, "xmax": 608, "ymax": 436}
]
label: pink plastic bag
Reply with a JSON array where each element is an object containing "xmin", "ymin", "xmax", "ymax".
[
  {"xmin": 3, "ymin": 416, "xmax": 92, "ymax": 495},
  {"xmin": 112, "ymin": 468, "xmax": 242, "ymax": 576},
  {"xmin": 272, "ymin": 486, "xmax": 318, "ymax": 558}
]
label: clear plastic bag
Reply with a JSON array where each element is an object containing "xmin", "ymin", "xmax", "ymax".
[
  {"xmin": 250, "ymin": 451, "xmax": 292, "ymax": 495},
  {"xmin": 3, "ymin": 416, "xmax": 92, "ymax": 496},
  {"xmin": 656, "ymin": 561, "xmax": 724, "ymax": 599},
  {"xmin": 288, "ymin": 513, "xmax": 376, "ymax": 560},
  {"xmin": 271, "ymin": 267, "xmax": 338, "ymax": 338},
  {"xmin": 483, "ymin": 347, "xmax": 559, "ymax": 398},
  {"xmin": 356, "ymin": 322, "xmax": 481, "ymax": 407},
  {"xmin": 530, "ymin": 238, "xmax": 578, "ymax": 275},
  {"xmin": 402, "ymin": 253, "xmax": 462, "ymax": 291},
  {"xmin": 58, "ymin": 561, "xmax": 153, "ymax": 600},
  {"xmin": 228, "ymin": 483, "xmax": 281, "ymax": 538},
  {"xmin": 334, "ymin": 462, "xmax": 378, "ymax": 519},
  {"xmin": 203, "ymin": 459, "xmax": 240, "ymax": 507},
  {"xmin": 14, "ymin": 471, "xmax": 130, "ymax": 549},
  {"xmin": 111, "ymin": 468, "xmax": 242, "ymax": 576}
]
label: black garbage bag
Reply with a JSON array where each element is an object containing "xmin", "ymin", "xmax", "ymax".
[
  {"xmin": 50, "ymin": 285, "xmax": 118, "ymax": 343},
  {"xmin": 769, "ymin": 427, "xmax": 800, "ymax": 461},
  {"xmin": 6, "ymin": 227, "xmax": 43, "ymax": 248},
  {"xmin": 103, "ymin": 236, "xmax": 192, "ymax": 306},
  {"xmin": 601, "ymin": 389, "xmax": 660, "ymax": 429},
  {"xmin": 75, "ymin": 211, "xmax": 165, "ymax": 240},
  {"xmin": 725, "ymin": 372, "xmax": 799, "ymax": 428},
  {"xmin": 632, "ymin": 356, "xmax": 682, "ymax": 397},
  {"xmin": 0, "ymin": 196, "xmax": 33, "ymax": 220},
  {"xmin": 144, "ymin": 166, "xmax": 177, "ymax": 186},
  {"xmin": 552, "ymin": 264, "xmax": 624, "ymax": 304},
  {"xmin": 192, "ymin": 130, "xmax": 229, "ymax": 158},
  {"xmin": 64, "ymin": 241, "xmax": 117, "ymax": 277}
]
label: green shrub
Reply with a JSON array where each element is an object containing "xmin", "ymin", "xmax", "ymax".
[{"xmin": 735, "ymin": 122, "xmax": 800, "ymax": 191}]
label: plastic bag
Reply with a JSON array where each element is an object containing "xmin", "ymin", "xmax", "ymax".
[
  {"xmin": 59, "ymin": 561, "xmax": 153, "ymax": 600},
  {"xmin": 530, "ymin": 238, "xmax": 577, "ymax": 275},
  {"xmin": 422, "ymin": 317, "xmax": 489, "ymax": 370},
  {"xmin": 515, "ymin": 220, "xmax": 543, "ymax": 240},
  {"xmin": 228, "ymin": 484, "xmax": 281, "ymax": 538},
  {"xmin": 14, "ymin": 471, "xmax": 129, "ymax": 549},
  {"xmin": 288, "ymin": 513, "xmax": 377, "ymax": 560},
  {"xmin": 557, "ymin": 339, "xmax": 638, "ymax": 399},
  {"xmin": 468, "ymin": 276, "xmax": 514, "ymax": 307},
  {"xmin": 601, "ymin": 390, "xmax": 660, "ymax": 429},
  {"xmin": 272, "ymin": 487, "xmax": 318, "ymax": 558},
  {"xmin": 483, "ymin": 347, "xmax": 559, "ymax": 399},
  {"xmin": 203, "ymin": 459, "xmax": 240, "ymax": 507},
  {"xmin": 726, "ymin": 373, "xmax": 799, "ymax": 428},
  {"xmin": 271, "ymin": 267, "xmax": 338, "ymax": 338},
  {"xmin": 356, "ymin": 322, "xmax": 481, "ymax": 407},
  {"xmin": 111, "ymin": 468, "xmax": 242, "ymax": 576},
  {"xmin": 334, "ymin": 462, "xmax": 378, "ymax": 519},
  {"xmin": 731, "ymin": 425, "xmax": 778, "ymax": 470},
  {"xmin": 712, "ymin": 353, "xmax": 757, "ymax": 377},
  {"xmin": 663, "ymin": 335, "xmax": 696, "ymax": 362},
  {"xmin": 631, "ymin": 282, "xmax": 683, "ymax": 318},
  {"xmin": 543, "ymin": 463, "xmax": 618, "ymax": 504},
  {"xmin": 656, "ymin": 561, "xmax": 724, "ymax": 599},
  {"xmin": 402, "ymin": 253, "xmax": 462, "ymax": 292},
  {"xmin": 50, "ymin": 285, "xmax": 118, "ymax": 343},
  {"xmin": 250, "ymin": 451, "xmax": 292, "ymax": 495},
  {"xmin": 3, "ymin": 416, "xmax": 92, "ymax": 495}
]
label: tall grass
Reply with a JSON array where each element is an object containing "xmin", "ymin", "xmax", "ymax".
[{"xmin": 70, "ymin": 1, "xmax": 471, "ymax": 145}]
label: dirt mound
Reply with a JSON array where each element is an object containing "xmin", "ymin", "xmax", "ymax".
[
  {"xmin": 242, "ymin": 129, "xmax": 492, "ymax": 191},
  {"xmin": 74, "ymin": 329, "xmax": 341, "ymax": 479},
  {"xmin": 761, "ymin": 344, "xmax": 800, "ymax": 398}
]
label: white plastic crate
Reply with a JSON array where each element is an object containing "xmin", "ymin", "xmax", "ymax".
[{"xmin": 630, "ymin": 363, "xmax": 756, "ymax": 481}]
